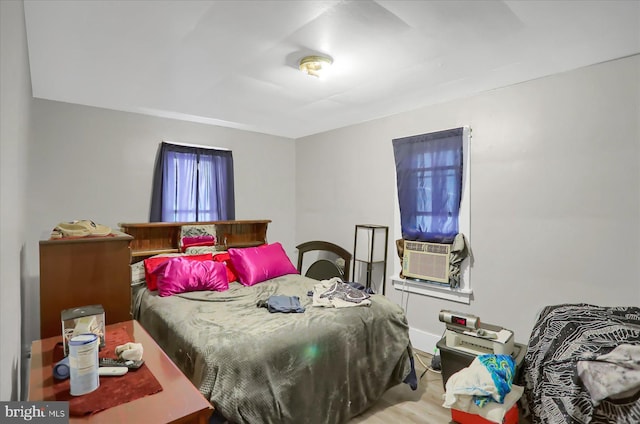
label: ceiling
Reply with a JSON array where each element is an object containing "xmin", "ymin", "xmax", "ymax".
[{"xmin": 23, "ymin": 1, "xmax": 640, "ymax": 139}]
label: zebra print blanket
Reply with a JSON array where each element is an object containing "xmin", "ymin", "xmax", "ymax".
[{"xmin": 522, "ymin": 304, "xmax": 640, "ymax": 424}]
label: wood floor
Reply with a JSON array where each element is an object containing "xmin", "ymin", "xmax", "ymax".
[
  {"xmin": 350, "ymin": 351, "xmax": 453, "ymax": 424},
  {"xmin": 350, "ymin": 350, "xmax": 531, "ymax": 424},
  {"xmin": 210, "ymin": 350, "xmax": 530, "ymax": 424}
]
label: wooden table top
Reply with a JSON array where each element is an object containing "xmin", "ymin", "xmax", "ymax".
[{"xmin": 29, "ymin": 320, "xmax": 213, "ymax": 423}]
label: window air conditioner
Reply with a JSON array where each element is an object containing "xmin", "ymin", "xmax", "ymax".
[{"xmin": 402, "ymin": 240, "xmax": 451, "ymax": 283}]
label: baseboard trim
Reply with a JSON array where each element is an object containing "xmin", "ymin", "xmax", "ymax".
[{"xmin": 408, "ymin": 326, "xmax": 442, "ymax": 356}]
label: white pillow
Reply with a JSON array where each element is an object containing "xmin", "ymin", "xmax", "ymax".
[{"xmin": 130, "ymin": 261, "xmax": 146, "ymax": 286}]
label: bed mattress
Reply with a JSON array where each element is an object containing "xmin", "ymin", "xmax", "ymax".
[{"xmin": 133, "ymin": 273, "xmax": 413, "ymax": 424}]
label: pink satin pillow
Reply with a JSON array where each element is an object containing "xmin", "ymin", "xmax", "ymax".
[
  {"xmin": 154, "ymin": 257, "xmax": 229, "ymax": 297},
  {"xmin": 143, "ymin": 253, "xmax": 213, "ymax": 291},
  {"xmin": 228, "ymin": 242, "xmax": 298, "ymax": 286}
]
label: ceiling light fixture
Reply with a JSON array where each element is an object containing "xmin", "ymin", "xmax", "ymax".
[{"xmin": 299, "ymin": 55, "xmax": 333, "ymax": 78}]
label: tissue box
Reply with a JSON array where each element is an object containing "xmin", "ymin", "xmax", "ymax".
[
  {"xmin": 61, "ymin": 304, "xmax": 105, "ymax": 356},
  {"xmin": 451, "ymin": 405, "xmax": 518, "ymax": 424}
]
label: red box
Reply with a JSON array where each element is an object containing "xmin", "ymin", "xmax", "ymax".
[{"xmin": 451, "ymin": 404, "xmax": 518, "ymax": 424}]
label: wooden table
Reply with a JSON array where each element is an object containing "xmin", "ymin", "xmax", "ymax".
[{"xmin": 29, "ymin": 320, "xmax": 213, "ymax": 424}]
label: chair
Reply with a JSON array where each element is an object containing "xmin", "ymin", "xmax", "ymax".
[{"xmin": 296, "ymin": 241, "xmax": 352, "ymax": 281}]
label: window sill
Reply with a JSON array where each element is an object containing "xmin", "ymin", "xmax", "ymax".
[{"xmin": 390, "ymin": 276, "xmax": 472, "ymax": 304}]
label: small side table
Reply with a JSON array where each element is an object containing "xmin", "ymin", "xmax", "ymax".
[
  {"xmin": 29, "ymin": 320, "xmax": 213, "ymax": 424},
  {"xmin": 352, "ymin": 224, "xmax": 389, "ymax": 294}
]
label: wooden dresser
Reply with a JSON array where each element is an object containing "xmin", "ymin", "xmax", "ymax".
[{"xmin": 39, "ymin": 231, "xmax": 133, "ymax": 339}]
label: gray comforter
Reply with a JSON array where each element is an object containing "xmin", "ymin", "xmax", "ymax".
[{"xmin": 133, "ymin": 274, "xmax": 413, "ymax": 424}]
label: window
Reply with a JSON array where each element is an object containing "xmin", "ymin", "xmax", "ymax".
[
  {"xmin": 393, "ymin": 127, "xmax": 463, "ymax": 243},
  {"xmin": 150, "ymin": 142, "xmax": 235, "ymax": 222},
  {"xmin": 391, "ymin": 127, "xmax": 471, "ymax": 303}
]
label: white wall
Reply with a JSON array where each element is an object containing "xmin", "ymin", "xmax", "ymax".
[
  {"xmin": 296, "ymin": 55, "xmax": 640, "ymax": 352},
  {"xmin": 24, "ymin": 100, "xmax": 296, "ymax": 344},
  {"xmin": 0, "ymin": 0, "xmax": 32, "ymax": 401}
]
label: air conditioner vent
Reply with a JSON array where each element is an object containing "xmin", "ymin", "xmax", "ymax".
[
  {"xmin": 402, "ymin": 240, "xmax": 451, "ymax": 283},
  {"xmin": 404, "ymin": 241, "xmax": 450, "ymax": 255}
]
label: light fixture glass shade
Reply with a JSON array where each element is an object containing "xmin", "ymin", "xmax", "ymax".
[{"xmin": 299, "ymin": 55, "xmax": 333, "ymax": 78}]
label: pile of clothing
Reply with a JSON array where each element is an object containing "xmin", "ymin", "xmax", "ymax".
[
  {"xmin": 312, "ymin": 277, "xmax": 371, "ymax": 308},
  {"xmin": 256, "ymin": 277, "xmax": 373, "ymax": 314},
  {"xmin": 51, "ymin": 220, "xmax": 111, "ymax": 238},
  {"xmin": 257, "ymin": 296, "xmax": 305, "ymax": 313},
  {"xmin": 442, "ymin": 354, "xmax": 523, "ymax": 424}
]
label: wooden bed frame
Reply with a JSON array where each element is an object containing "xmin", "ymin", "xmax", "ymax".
[
  {"xmin": 119, "ymin": 220, "xmax": 270, "ymax": 263},
  {"xmin": 296, "ymin": 240, "xmax": 352, "ymax": 281},
  {"xmin": 120, "ymin": 220, "xmax": 354, "ymax": 283}
]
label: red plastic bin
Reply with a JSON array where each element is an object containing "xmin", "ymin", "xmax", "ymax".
[{"xmin": 451, "ymin": 404, "xmax": 518, "ymax": 424}]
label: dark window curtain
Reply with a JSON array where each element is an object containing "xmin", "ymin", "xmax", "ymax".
[
  {"xmin": 150, "ymin": 142, "xmax": 235, "ymax": 222},
  {"xmin": 392, "ymin": 128, "xmax": 463, "ymax": 243}
]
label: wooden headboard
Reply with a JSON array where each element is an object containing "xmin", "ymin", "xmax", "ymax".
[{"xmin": 119, "ymin": 220, "xmax": 271, "ymax": 263}]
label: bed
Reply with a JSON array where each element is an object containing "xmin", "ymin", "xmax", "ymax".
[
  {"xmin": 123, "ymin": 221, "xmax": 415, "ymax": 424},
  {"xmin": 521, "ymin": 304, "xmax": 640, "ymax": 424}
]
